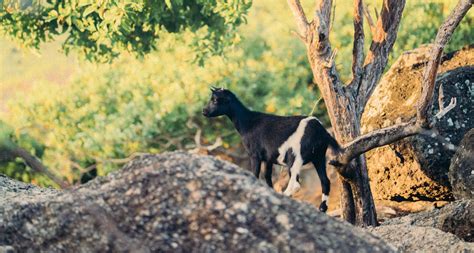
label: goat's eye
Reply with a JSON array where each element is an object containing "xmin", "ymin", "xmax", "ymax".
[{"xmin": 212, "ymin": 98, "xmax": 218, "ymax": 104}]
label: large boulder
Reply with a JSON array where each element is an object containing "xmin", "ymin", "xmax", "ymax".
[
  {"xmin": 0, "ymin": 152, "xmax": 394, "ymax": 252},
  {"xmin": 368, "ymin": 224, "xmax": 474, "ymax": 252},
  {"xmin": 448, "ymin": 128, "xmax": 474, "ymax": 200},
  {"xmin": 382, "ymin": 199, "xmax": 474, "ymax": 242},
  {"xmin": 361, "ymin": 45, "xmax": 474, "ymax": 201}
]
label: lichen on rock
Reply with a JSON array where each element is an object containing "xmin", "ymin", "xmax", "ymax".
[{"xmin": 448, "ymin": 128, "xmax": 474, "ymax": 200}]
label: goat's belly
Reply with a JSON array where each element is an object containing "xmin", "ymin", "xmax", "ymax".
[
  {"xmin": 276, "ymin": 159, "xmax": 286, "ymax": 166},
  {"xmin": 276, "ymin": 148, "xmax": 295, "ymax": 166},
  {"xmin": 275, "ymin": 117, "xmax": 317, "ymax": 166}
]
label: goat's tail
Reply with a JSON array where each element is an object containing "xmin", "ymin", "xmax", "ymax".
[
  {"xmin": 327, "ymin": 134, "xmax": 341, "ymax": 153},
  {"xmin": 326, "ymin": 133, "xmax": 344, "ymax": 167}
]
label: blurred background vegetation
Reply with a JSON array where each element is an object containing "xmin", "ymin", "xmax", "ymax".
[{"xmin": 0, "ymin": 0, "xmax": 472, "ymax": 187}]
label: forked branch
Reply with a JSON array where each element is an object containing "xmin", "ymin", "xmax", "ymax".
[
  {"xmin": 332, "ymin": 0, "xmax": 471, "ymax": 167},
  {"xmin": 417, "ymin": 0, "xmax": 473, "ymax": 127},
  {"xmin": 362, "ymin": 3, "xmax": 376, "ymax": 37},
  {"xmin": 351, "ymin": 0, "xmax": 365, "ymax": 85},
  {"xmin": 287, "ymin": 0, "xmax": 310, "ymax": 40},
  {"xmin": 287, "ymin": 0, "xmax": 345, "ymax": 107},
  {"xmin": 354, "ymin": 0, "xmax": 406, "ymax": 111}
]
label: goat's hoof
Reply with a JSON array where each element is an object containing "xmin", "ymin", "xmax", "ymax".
[
  {"xmin": 293, "ymin": 183, "xmax": 301, "ymax": 193},
  {"xmin": 319, "ymin": 201, "xmax": 328, "ymax": 212},
  {"xmin": 283, "ymin": 182, "xmax": 301, "ymax": 197}
]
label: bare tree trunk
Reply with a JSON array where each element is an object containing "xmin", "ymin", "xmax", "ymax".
[
  {"xmin": 340, "ymin": 178, "xmax": 355, "ymax": 223},
  {"xmin": 287, "ymin": 0, "xmax": 472, "ymax": 226},
  {"xmin": 301, "ymin": 0, "xmax": 379, "ymax": 226}
]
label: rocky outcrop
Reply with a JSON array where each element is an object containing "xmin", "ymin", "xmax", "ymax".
[
  {"xmin": 368, "ymin": 225, "xmax": 474, "ymax": 252},
  {"xmin": 0, "ymin": 152, "xmax": 394, "ymax": 252},
  {"xmin": 0, "ymin": 174, "xmax": 57, "ymax": 202},
  {"xmin": 382, "ymin": 199, "xmax": 473, "ymax": 242},
  {"xmin": 361, "ymin": 45, "xmax": 474, "ymax": 201},
  {"xmin": 370, "ymin": 200, "xmax": 474, "ymax": 252},
  {"xmin": 448, "ymin": 128, "xmax": 474, "ymax": 200}
]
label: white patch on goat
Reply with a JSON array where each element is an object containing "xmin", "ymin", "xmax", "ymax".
[
  {"xmin": 278, "ymin": 117, "xmax": 316, "ymax": 196},
  {"xmin": 322, "ymin": 194, "xmax": 329, "ymax": 202}
]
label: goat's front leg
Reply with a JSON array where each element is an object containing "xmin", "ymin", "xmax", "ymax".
[
  {"xmin": 264, "ymin": 162, "xmax": 273, "ymax": 188},
  {"xmin": 283, "ymin": 159, "xmax": 302, "ymax": 197},
  {"xmin": 250, "ymin": 156, "xmax": 261, "ymax": 179}
]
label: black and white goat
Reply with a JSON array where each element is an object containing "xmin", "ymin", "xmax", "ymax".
[{"xmin": 202, "ymin": 88, "xmax": 340, "ymax": 212}]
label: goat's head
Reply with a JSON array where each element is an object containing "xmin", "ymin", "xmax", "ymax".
[{"xmin": 202, "ymin": 87, "xmax": 235, "ymax": 117}]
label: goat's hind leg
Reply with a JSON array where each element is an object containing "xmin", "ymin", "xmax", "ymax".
[
  {"xmin": 313, "ymin": 155, "xmax": 330, "ymax": 212},
  {"xmin": 283, "ymin": 160, "xmax": 302, "ymax": 197},
  {"xmin": 250, "ymin": 156, "xmax": 261, "ymax": 179},
  {"xmin": 264, "ymin": 162, "xmax": 273, "ymax": 188}
]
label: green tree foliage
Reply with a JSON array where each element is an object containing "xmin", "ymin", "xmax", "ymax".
[
  {"xmin": 0, "ymin": 0, "xmax": 471, "ymax": 187},
  {"xmin": 0, "ymin": 0, "xmax": 251, "ymax": 62}
]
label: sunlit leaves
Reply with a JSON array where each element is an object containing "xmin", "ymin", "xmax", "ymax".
[{"xmin": 0, "ymin": 0, "xmax": 252, "ymax": 62}]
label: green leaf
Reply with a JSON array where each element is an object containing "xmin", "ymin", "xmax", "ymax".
[
  {"xmin": 83, "ymin": 5, "xmax": 96, "ymax": 17},
  {"xmin": 165, "ymin": 0, "xmax": 173, "ymax": 10}
]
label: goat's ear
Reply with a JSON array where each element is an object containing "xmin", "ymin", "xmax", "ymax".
[{"xmin": 210, "ymin": 86, "xmax": 218, "ymax": 93}]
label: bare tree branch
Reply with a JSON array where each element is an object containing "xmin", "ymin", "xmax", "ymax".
[
  {"xmin": 93, "ymin": 152, "xmax": 149, "ymax": 165},
  {"xmin": 7, "ymin": 146, "xmax": 70, "ymax": 188},
  {"xmin": 330, "ymin": 0, "xmax": 337, "ymax": 31},
  {"xmin": 351, "ymin": 0, "xmax": 365, "ymax": 85},
  {"xmin": 373, "ymin": 6, "xmax": 379, "ymax": 20},
  {"xmin": 362, "ymin": 3, "xmax": 376, "ymax": 37},
  {"xmin": 189, "ymin": 127, "xmax": 224, "ymax": 154},
  {"xmin": 313, "ymin": 0, "xmax": 333, "ymax": 51},
  {"xmin": 287, "ymin": 0, "xmax": 310, "ymax": 40},
  {"xmin": 331, "ymin": 120, "xmax": 419, "ymax": 166},
  {"xmin": 438, "ymin": 83, "xmax": 446, "ymax": 111},
  {"xmin": 331, "ymin": 117, "xmax": 458, "ymax": 167},
  {"xmin": 291, "ymin": 30, "xmax": 307, "ymax": 43},
  {"xmin": 435, "ymin": 97, "xmax": 457, "ymax": 119},
  {"xmin": 435, "ymin": 82, "xmax": 458, "ymax": 120},
  {"xmin": 353, "ymin": 0, "xmax": 406, "ymax": 112},
  {"xmin": 417, "ymin": 0, "xmax": 472, "ymax": 127}
]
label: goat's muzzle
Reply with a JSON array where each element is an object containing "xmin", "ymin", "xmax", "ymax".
[{"xmin": 202, "ymin": 108, "xmax": 210, "ymax": 117}]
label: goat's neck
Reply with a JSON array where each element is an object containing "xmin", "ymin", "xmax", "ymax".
[{"xmin": 227, "ymin": 102, "xmax": 255, "ymax": 135}]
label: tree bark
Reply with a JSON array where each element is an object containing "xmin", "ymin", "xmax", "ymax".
[{"xmin": 340, "ymin": 177, "xmax": 355, "ymax": 224}]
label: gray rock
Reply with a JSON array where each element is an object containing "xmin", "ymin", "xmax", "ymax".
[
  {"xmin": 361, "ymin": 45, "xmax": 474, "ymax": 201},
  {"xmin": 449, "ymin": 128, "xmax": 474, "ymax": 200},
  {"xmin": 382, "ymin": 199, "xmax": 473, "ymax": 242},
  {"xmin": 368, "ymin": 224, "xmax": 474, "ymax": 252},
  {"xmin": 0, "ymin": 152, "xmax": 394, "ymax": 252},
  {"xmin": 0, "ymin": 246, "xmax": 15, "ymax": 253},
  {"xmin": 0, "ymin": 173, "xmax": 57, "ymax": 203}
]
